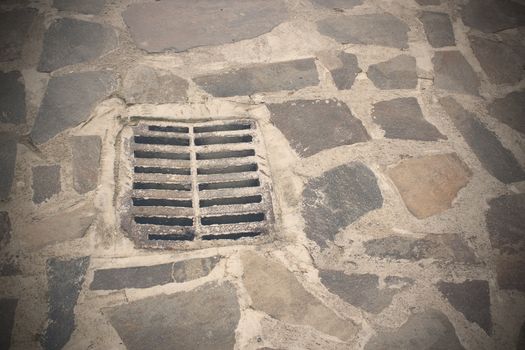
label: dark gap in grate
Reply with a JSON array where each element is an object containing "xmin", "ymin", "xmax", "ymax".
[
  {"xmin": 135, "ymin": 216, "xmax": 193, "ymax": 226},
  {"xmin": 133, "ymin": 182, "xmax": 191, "ymax": 191},
  {"xmin": 202, "ymin": 231, "xmax": 261, "ymax": 240},
  {"xmin": 194, "ymin": 123, "xmax": 251, "ymax": 133},
  {"xmin": 199, "ymin": 178, "xmax": 260, "ymax": 191},
  {"xmin": 132, "ymin": 198, "xmax": 193, "ymax": 207},
  {"xmin": 197, "ymin": 163, "xmax": 258, "ymax": 175},
  {"xmin": 194, "ymin": 135, "xmax": 252, "ymax": 146},
  {"xmin": 148, "ymin": 125, "xmax": 189, "ymax": 133},
  {"xmin": 196, "ymin": 149, "xmax": 255, "ymax": 160},
  {"xmin": 134, "ymin": 150, "xmax": 190, "ymax": 160},
  {"xmin": 199, "ymin": 195, "xmax": 262, "ymax": 207},
  {"xmin": 201, "ymin": 213, "xmax": 265, "ymax": 225},
  {"xmin": 148, "ymin": 233, "xmax": 194, "ymax": 241},
  {"xmin": 135, "ymin": 135, "xmax": 190, "ymax": 146},
  {"xmin": 135, "ymin": 166, "xmax": 191, "ymax": 175}
]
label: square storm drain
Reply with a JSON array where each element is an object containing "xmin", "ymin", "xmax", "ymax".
[{"xmin": 119, "ymin": 119, "xmax": 275, "ymax": 249}]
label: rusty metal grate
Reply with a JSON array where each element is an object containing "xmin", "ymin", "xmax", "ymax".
[{"xmin": 119, "ymin": 119, "xmax": 275, "ymax": 249}]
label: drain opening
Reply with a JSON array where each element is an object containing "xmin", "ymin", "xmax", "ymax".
[
  {"xmin": 134, "ymin": 216, "xmax": 193, "ymax": 226},
  {"xmin": 133, "ymin": 182, "xmax": 191, "ymax": 191},
  {"xmin": 132, "ymin": 198, "xmax": 193, "ymax": 207},
  {"xmin": 194, "ymin": 135, "xmax": 252, "ymax": 146},
  {"xmin": 194, "ymin": 123, "xmax": 251, "ymax": 133},
  {"xmin": 200, "ymin": 195, "xmax": 262, "ymax": 207},
  {"xmin": 201, "ymin": 213, "xmax": 265, "ymax": 225},
  {"xmin": 148, "ymin": 125, "xmax": 189, "ymax": 133},
  {"xmin": 135, "ymin": 135, "xmax": 190, "ymax": 146},
  {"xmin": 149, "ymin": 233, "xmax": 194, "ymax": 241},
  {"xmin": 202, "ymin": 231, "xmax": 261, "ymax": 240},
  {"xmin": 134, "ymin": 150, "xmax": 190, "ymax": 160},
  {"xmin": 196, "ymin": 149, "xmax": 255, "ymax": 160},
  {"xmin": 199, "ymin": 179, "xmax": 260, "ymax": 191},
  {"xmin": 197, "ymin": 163, "xmax": 258, "ymax": 175}
]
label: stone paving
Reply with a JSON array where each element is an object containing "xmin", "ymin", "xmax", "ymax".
[{"xmin": 0, "ymin": 0, "xmax": 524, "ymax": 349}]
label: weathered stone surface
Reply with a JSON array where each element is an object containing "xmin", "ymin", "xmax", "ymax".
[
  {"xmin": 0, "ymin": 298, "xmax": 18, "ymax": 350},
  {"xmin": 320, "ymin": 271, "xmax": 411, "ymax": 313},
  {"xmin": 0, "ymin": 71, "xmax": 26, "ymax": 124},
  {"xmin": 41, "ymin": 257, "xmax": 90, "ymax": 350},
  {"xmin": 31, "ymin": 71, "xmax": 117, "ymax": 145},
  {"xmin": 0, "ymin": 133, "xmax": 17, "ymax": 201},
  {"xmin": 419, "ymin": 12, "xmax": 455, "ymax": 48},
  {"xmin": 469, "ymin": 35, "xmax": 524, "ymax": 85},
  {"xmin": 267, "ymin": 99, "xmax": 369, "ymax": 157},
  {"xmin": 172, "ymin": 256, "xmax": 220, "ymax": 283},
  {"xmin": 122, "ymin": 65, "xmax": 188, "ymax": 104},
  {"xmin": 388, "ymin": 153, "xmax": 472, "ymax": 219},
  {"xmin": 437, "ymin": 280, "xmax": 492, "ymax": 334},
  {"xmin": 53, "ymin": 0, "xmax": 106, "ymax": 14},
  {"xmin": 439, "ymin": 97, "xmax": 525, "ymax": 184},
  {"xmin": 416, "ymin": 0, "xmax": 441, "ymax": 5},
  {"xmin": 38, "ymin": 18, "xmax": 117, "ymax": 72},
  {"xmin": 367, "ymin": 55, "xmax": 417, "ymax": 90},
  {"xmin": 0, "ymin": 9, "xmax": 36, "ymax": 62},
  {"xmin": 0, "ymin": 254, "xmax": 21, "ymax": 276},
  {"xmin": 372, "ymin": 97, "xmax": 445, "ymax": 141},
  {"xmin": 365, "ymin": 309, "xmax": 465, "ymax": 350},
  {"xmin": 241, "ymin": 252, "xmax": 359, "ymax": 341},
  {"xmin": 303, "ymin": 163, "xmax": 383, "ymax": 247},
  {"xmin": 71, "ymin": 136, "xmax": 101, "ymax": 194},
  {"xmin": 323, "ymin": 52, "xmax": 361, "ymax": 90},
  {"xmin": 194, "ymin": 58, "xmax": 319, "ymax": 97},
  {"xmin": 318, "ymin": 14, "xmax": 409, "ymax": 49},
  {"xmin": 432, "ymin": 51, "xmax": 480, "ymax": 95},
  {"xmin": 32, "ymin": 165, "xmax": 61, "ymax": 204},
  {"xmin": 108, "ymin": 282, "xmax": 240, "ymax": 350},
  {"xmin": 460, "ymin": 0, "xmax": 525, "ymax": 33},
  {"xmin": 0, "ymin": 212, "xmax": 11, "ymax": 249},
  {"xmin": 496, "ymin": 255, "xmax": 525, "ymax": 292},
  {"xmin": 123, "ymin": 0, "xmax": 288, "ymax": 53},
  {"xmin": 486, "ymin": 193, "xmax": 525, "ymax": 254},
  {"xmin": 488, "ymin": 91, "xmax": 525, "ymax": 134},
  {"xmin": 311, "ymin": 0, "xmax": 363, "ymax": 9}
]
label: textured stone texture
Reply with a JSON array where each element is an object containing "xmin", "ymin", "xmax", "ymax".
[
  {"xmin": 38, "ymin": 18, "xmax": 117, "ymax": 72},
  {"xmin": 31, "ymin": 71, "xmax": 117, "ymax": 145},
  {"xmin": 32, "ymin": 164, "xmax": 61, "ymax": 204},
  {"xmin": 53, "ymin": 0, "xmax": 106, "ymax": 14},
  {"xmin": 488, "ymin": 91, "xmax": 525, "ymax": 134},
  {"xmin": 0, "ymin": 254, "xmax": 21, "ymax": 277},
  {"xmin": 0, "ymin": 298, "xmax": 18, "ymax": 350},
  {"xmin": 439, "ymin": 97, "xmax": 525, "ymax": 184},
  {"xmin": 0, "ymin": 133, "xmax": 17, "ymax": 201},
  {"xmin": 318, "ymin": 14, "xmax": 410, "ymax": 49},
  {"xmin": 372, "ymin": 97, "xmax": 445, "ymax": 141},
  {"xmin": 172, "ymin": 256, "xmax": 220, "ymax": 283},
  {"xmin": 323, "ymin": 52, "xmax": 361, "ymax": 90},
  {"xmin": 0, "ymin": 71, "xmax": 26, "ymax": 124},
  {"xmin": 460, "ymin": 0, "xmax": 525, "ymax": 33},
  {"xmin": 311, "ymin": 0, "xmax": 363, "ymax": 9},
  {"xmin": 388, "ymin": 153, "xmax": 472, "ymax": 219},
  {"xmin": 41, "ymin": 257, "xmax": 90, "ymax": 350},
  {"xmin": 71, "ymin": 136, "xmax": 101, "ymax": 194},
  {"xmin": 432, "ymin": 51, "xmax": 480, "ymax": 95},
  {"xmin": 123, "ymin": 0, "xmax": 288, "ymax": 53},
  {"xmin": 486, "ymin": 193, "xmax": 525, "ymax": 255},
  {"xmin": 303, "ymin": 163, "xmax": 383, "ymax": 247},
  {"xmin": 194, "ymin": 58, "xmax": 319, "ymax": 97},
  {"xmin": 419, "ymin": 12, "xmax": 455, "ymax": 48},
  {"xmin": 241, "ymin": 252, "xmax": 359, "ymax": 341},
  {"xmin": 268, "ymin": 99, "xmax": 369, "ymax": 157},
  {"xmin": 367, "ymin": 55, "xmax": 417, "ymax": 90},
  {"xmin": 0, "ymin": 212, "xmax": 11, "ymax": 249},
  {"xmin": 0, "ymin": 9, "xmax": 37, "ymax": 62},
  {"xmin": 518, "ymin": 321, "xmax": 525, "ymax": 350},
  {"xmin": 496, "ymin": 255, "xmax": 525, "ymax": 292},
  {"xmin": 108, "ymin": 282, "xmax": 240, "ymax": 350}
]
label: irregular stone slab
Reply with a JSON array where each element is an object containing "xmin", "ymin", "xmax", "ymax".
[
  {"xmin": 122, "ymin": 65, "xmax": 189, "ymax": 104},
  {"xmin": 32, "ymin": 164, "xmax": 61, "ymax": 204},
  {"xmin": 0, "ymin": 254, "xmax": 21, "ymax": 276},
  {"xmin": 518, "ymin": 321, "xmax": 525, "ymax": 349},
  {"xmin": 322, "ymin": 52, "xmax": 361, "ymax": 90},
  {"xmin": 108, "ymin": 282, "xmax": 240, "ymax": 350},
  {"xmin": 0, "ymin": 298, "xmax": 18, "ymax": 350},
  {"xmin": 194, "ymin": 58, "xmax": 319, "ymax": 97},
  {"xmin": 432, "ymin": 51, "xmax": 480, "ymax": 95},
  {"xmin": 320, "ymin": 271, "xmax": 411, "ymax": 313},
  {"xmin": 53, "ymin": 0, "xmax": 106, "ymax": 14},
  {"xmin": 311, "ymin": 0, "xmax": 363, "ymax": 9},
  {"xmin": 318, "ymin": 14, "xmax": 409, "ymax": 48},
  {"xmin": 0, "ymin": 9, "xmax": 37, "ymax": 62},
  {"xmin": 0, "ymin": 133, "xmax": 17, "ymax": 201},
  {"xmin": 267, "ymin": 99, "xmax": 369, "ymax": 157},
  {"xmin": 469, "ymin": 35, "xmax": 524, "ymax": 85},
  {"xmin": 365, "ymin": 309, "xmax": 465, "ymax": 350},
  {"xmin": 31, "ymin": 71, "xmax": 118, "ymax": 145},
  {"xmin": 123, "ymin": 0, "xmax": 288, "ymax": 53},
  {"xmin": 364, "ymin": 233, "xmax": 477, "ymax": 263},
  {"xmin": 486, "ymin": 193, "xmax": 525, "ymax": 254},
  {"xmin": 367, "ymin": 55, "xmax": 417, "ymax": 90},
  {"xmin": 372, "ymin": 97, "xmax": 445, "ymax": 141},
  {"xmin": 488, "ymin": 91, "xmax": 525, "ymax": 134},
  {"xmin": 460, "ymin": 0, "xmax": 525, "ymax": 33},
  {"xmin": 439, "ymin": 97, "xmax": 525, "ymax": 183},
  {"xmin": 41, "ymin": 257, "xmax": 90, "ymax": 350},
  {"xmin": 496, "ymin": 255, "xmax": 525, "ymax": 291},
  {"xmin": 419, "ymin": 12, "xmax": 455, "ymax": 48},
  {"xmin": 241, "ymin": 252, "xmax": 359, "ymax": 341},
  {"xmin": 303, "ymin": 163, "xmax": 382, "ymax": 247},
  {"xmin": 437, "ymin": 280, "xmax": 492, "ymax": 334},
  {"xmin": 388, "ymin": 153, "xmax": 471, "ymax": 219},
  {"xmin": 38, "ymin": 18, "xmax": 117, "ymax": 72},
  {"xmin": 172, "ymin": 256, "xmax": 220, "ymax": 283},
  {"xmin": 71, "ymin": 136, "xmax": 101, "ymax": 194},
  {"xmin": 0, "ymin": 212, "xmax": 11, "ymax": 249},
  {"xmin": 0, "ymin": 71, "xmax": 26, "ymax": 124}
]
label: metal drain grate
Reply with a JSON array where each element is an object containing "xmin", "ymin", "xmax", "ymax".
[{"xmin": 120, "ymin": 119, "xmax": 275, "ymax": 249}]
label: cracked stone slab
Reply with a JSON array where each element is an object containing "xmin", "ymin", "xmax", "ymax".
[
  {"xmin": 311, "ymin": 0, "xmax": 363, "ymax": 9},
  {"xmin": 419, "ymin": 12, "xmax": 455, "ymax": 48},
  {"xmin": 32, "ymin": 164, "xmax": 61, "ymax": 204},
  {"xmin": 41, "ymin": 257, "xmax": 90, "ymax": 350},
  {"xmin": 122, "ymin": 0, "xmax": 288, "ymax": 53},
  {"xmin": 71, "ymin": 136, "xmax": 101, "ymax": 194},
  {"xmin": 319, "ymin": 52, "xmax": 361, "ymax": 90},
  {"xmin": 388, "ymin": 153, "xmax": 472, "ymax": 219},
  {"xmin": 0, "ymin": 298, "xmax": 18, "ymax": 350},
  {"xmin": 38, "ymin": 18, "xmax": 117, "ymax": 72},
  {"xmin": 364, "ymin": 309, "xmax": 465, "ymax": 350},
  {"xmin": 194, "ymin": 58, "xmax": 319, "ymax": 97},
  {"xmin": 372, "ymin": 97, "xmax": 445, "ymax": 141},
  {"xmin": 367, "ymin": 55, "xmax": 417, "ymax": 90},
  {"xmin": 0, "ymin": 133, "xmax": 17, "ymax": 201},
  {"xmin": 488, "ymin": 91, "xmax": 525, "ymax": 134},
  {"xmin": 439, "ymin": 97, "xmax": 525, "ymax": 184},
  {"xmin": 317, "ymin": 13, "xmax": 409, "ymax": 49},
  {"xmin": 460, "ymin": 0, "xmax": 525, "ymax": 33},
  {"xmin": 486, "ymin": 193, "xmax": 525, "ymax": 255},
  {"xmin": 303, "ymin": 163, "xmax": 383, "ymax": 247},
  {"xmin": 437, "ymin": 280, "xmax": 492, "ymax": 334},
  {"xmin": 31, "ymin": 71, "xmax": 118, "ymax": 145},
  {"xmin": 53, "ymin": 0, "xmax": 106, "ymax": 14},
  {"xmin": 0, "ymin": 9, "xmax": 37, "ymax": 62},
  {"xmin": 0, "ymin": 71, "xmax": 26, "ymax": 124},
  {"xmin": 432, "ymin": 51, "xmax": 480, "ymax": 95},
  {"xmin": 0, "ymin": 212, "xmax": 11, "ymax": 249},
  {"xmin": 107, "ymin": 282, "xmax": 240, "ymax": 350},
  {"xmin": 241, "ymin": 252, "xmax": 359, "ymax": 341},
  {"xmin": 267, "ymin": 99, "xmax": 369, "ymax": 157}
]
